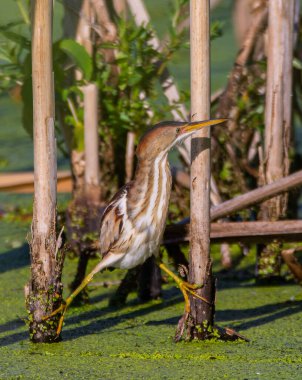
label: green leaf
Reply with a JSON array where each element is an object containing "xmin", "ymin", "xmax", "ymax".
[
  {"xmin": 73, "ymin": 122, "xmax": 85, "ymax": 151},
  {"xmin": 293, "ymin": 57, "xmax": 302, "ymax": 70},
  {"xmin": 210, "ymin": 20, "xmax": 224, "ymax": 41},
  {"xmin": 0, "ymin": 48, "xmax": 13, "ymax": 63},
  {"xmin": 99, "ymin": 42, "xmax": 117, "ymax": 49},
  {"xmin": 220, "ymin": 161, "xmax": 232, "ymax": 181},
  {"xmin": 0, "ymin": 27, "xmax": 30, "ymax": 49},
  {"xmin": 128, "ymin": 72, "xmax": 143, "ymax": 86},
  {"xmin": 59, "ymin": 39, "xmax": 93, "ymax": 80},
  {"xmin": 120, "ymin": 112, "xmax": 131, "ymax": 123}
]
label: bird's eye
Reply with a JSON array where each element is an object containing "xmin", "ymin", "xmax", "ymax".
[{"xmin": 176, "ymin": 127, "xmax": 180, "ymax": 134}]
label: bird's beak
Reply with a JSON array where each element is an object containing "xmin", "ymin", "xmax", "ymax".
[{"xmin": 180, "ymin": 118, "xmax": 227, "ymax": 134}]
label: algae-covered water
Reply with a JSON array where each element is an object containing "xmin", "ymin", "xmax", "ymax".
[
  {"xmin": 1, "ymin": 57, "xmax": 302, "ymax": 380},
  {"xmin": 1, "ymin": 217, "xmax": 302, "ymax": 380},
  {"xmin": 1, "ymin": 1, "xmax": 302, "ymax": 378}
]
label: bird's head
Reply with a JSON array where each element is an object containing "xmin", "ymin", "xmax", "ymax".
[{"xmin": 136, "ymin": 119, "xmax": 227, "ymax": 161}]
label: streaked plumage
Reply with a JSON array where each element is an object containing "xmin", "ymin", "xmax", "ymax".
[
  {"xmin": 99, "ymin": 149, "xmax": 172, "ymax": 270},
  {"xmin": 92, "ymin": 122, "xmax": 181, "ymax": 274},
  {"xmin": 44, "ymin": 118, "xmax": 227, "ymax": 337}
]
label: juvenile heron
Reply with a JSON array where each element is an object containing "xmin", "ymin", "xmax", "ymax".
[{"xmin": 45, "ymin": 118, "xmax": 226, "ymax": 336}]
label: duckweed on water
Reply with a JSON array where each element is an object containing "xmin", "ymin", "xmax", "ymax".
[{"xmin": 1, "ymin": 219, "xmax": 302, "ymax": 379}]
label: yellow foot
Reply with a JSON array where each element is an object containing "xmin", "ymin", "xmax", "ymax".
[
  {"xmin": 158, "ymin": 263, "xmax": 212, "ymax": 314},
  {"xmin": 42, "ymin": 300, "xmax": 67, "ymax": 337},
  {"xmin": 178, "ymin": 280, "xmax": 211, "ymax": 313}
]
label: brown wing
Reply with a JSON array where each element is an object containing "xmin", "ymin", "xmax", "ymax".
[{"xmin": 99, "ymin": 184, "xmax": 130, "ymax": 257}]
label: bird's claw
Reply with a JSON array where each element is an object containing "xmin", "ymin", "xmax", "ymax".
[
  {"xmin": 42, "ymin": 301, "xmax": 66, "ymax": 321},
  {"xmin": 42, "ymin": 301, "xmax": 68, "ymax": 337},
  {"xmin": 186, "ymin": 282, "xmax": 203, "ymax": 290},
  {"xmin": 158, "ymin": 263, "xmax": 212, "ymax": 314},
  {"xmin": 179, "ymin": 281, "xmax": 211, "ymax": 306}
]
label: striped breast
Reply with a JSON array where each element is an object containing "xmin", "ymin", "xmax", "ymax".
[
  {"xmin": 126, "ymin": 152, "xmax": 172, "ymax": 252},
  {"xmin": 127, "ymin": 153, "xmax": 171, "ymax": 231},
  {"xmin": 99, "ymin": 153, "xmax": 172, "ymax": 270}
]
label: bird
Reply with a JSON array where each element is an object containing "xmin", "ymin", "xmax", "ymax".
[{"xmin": 44, "ymin": 118, "xmax": 226, "ymax": 337}]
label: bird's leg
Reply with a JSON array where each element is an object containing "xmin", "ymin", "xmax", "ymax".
[
  {"xmin": 159, "ymin": 263, "xmax": 210, "ymax": 313},
  {"xmin": 43, "ymin": 268, "xmax": 98, "ymax": 337}
]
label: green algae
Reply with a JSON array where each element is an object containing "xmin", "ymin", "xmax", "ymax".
[
  {"xmin": 1, "ymin": 1, "xmax": 301, "ymax": 377},
  {"xmin": 1, "ymin": 218, "xmax": 302, "ymax": 379}
]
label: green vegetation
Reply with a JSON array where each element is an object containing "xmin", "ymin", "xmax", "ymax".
[
  {"xmin": 1, "ymin": 218, "xmax": 302, "ymax": 379},
  {"xmin": 144, "ymin": 0, "xmax": 237, "ymax": 93},
  {"xmin": 1, "ymin": 1, "xmax": 301, "ymax": 379}
]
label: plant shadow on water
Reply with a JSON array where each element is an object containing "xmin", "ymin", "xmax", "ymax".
[
  {"xmin": 147, "ymin": 299, "xmax": 302, "ymax": 332},
  {"xmin": 0, "ymin": 288, "xmax": 181, "ymax": 347},
  {"xmin": 0, "ymin": 284, "xmax": 302, "ymax": 347},
  {"xmin": 0, "ymin": 243, "xmax": 29, "ymax": 274},
  {"xmin": 0, "ymin": 318, "xmax": 24, "ymax": 334}
]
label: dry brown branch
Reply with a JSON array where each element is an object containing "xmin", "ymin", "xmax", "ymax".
[
  {"xmin": 90, "ymin": 0, "xmax": 117, "ymax": 42},
  {"xmin": 257, "ymin": 0, "xmax": 295, "ymax": 278},
  {"xmin": 0, "ymin": 171, "xmax": 72, "ymax": 193},
  {"xmin": 259, "ymin": 0, "xmax": 295, "ymax": 218},
  {"xmin": 212, "ymin": 170, "xmax": 302, "ymax": 221},
  {"xmin": 27, "ymin": 0, "xmax": 64, "ymax": 343},
  {"xmin": 210, "ymin": 88, "xmax": 224, "ymax": 104},
  {"xmin": 233, "ymin": 0, "xmax": 268, "ymax": 63},
  {"xmin": 164, "ymin": 221, "xmax": 302, "ymax": 245},
  {"xmin": 113, "ymin": 0, "xmax": 127, "ymax": 17},
  {"xmin": 178, "ymin": 169, "xmax": 302, "ymax": 224},
  {"xmin": 247, "ymin": 130, "xmax": 261, "ymax": 163}
]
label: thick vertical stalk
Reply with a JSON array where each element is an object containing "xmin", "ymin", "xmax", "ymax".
[
  {"xmin": 187, "ymin": 0, "xmax": 215, "ymax": 339},
  {"xmin": 63, "ymin": 0, "xmax": 94, "ymax": 198},
  {"xmin": 63, "ymin": 1, "xmax": 97, "ymax": 200},
  {"xmin": 264, "ymin": 0, "xmax": 294, "ymax": 202},
  {"xmin": 258, "ymin": 0, "xmax": 295, "ymax": 279},
  {"xmin": 83, "ymin": 83, "xmax": 100, "ymax": 203},
  {"xmin": 27, "ymin": 0, "xmax": 63, "ymax": 342}
]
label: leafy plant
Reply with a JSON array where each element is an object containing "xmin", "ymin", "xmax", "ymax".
[
  {"xmin": 0, "ymin": 19, "xmax": 30, "ymax": 94},
  {"xmin": 0, "ymin": 0, "xmax": 224, "ymax": 195},
  {"xmin": 96, "ymin": 18, "xmax": 179, "ymax": 145}
]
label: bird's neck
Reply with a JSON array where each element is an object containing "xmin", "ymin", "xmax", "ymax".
[{"xmin": 127, "ymin": 152, "xmax": 172, "ymax": 222}]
